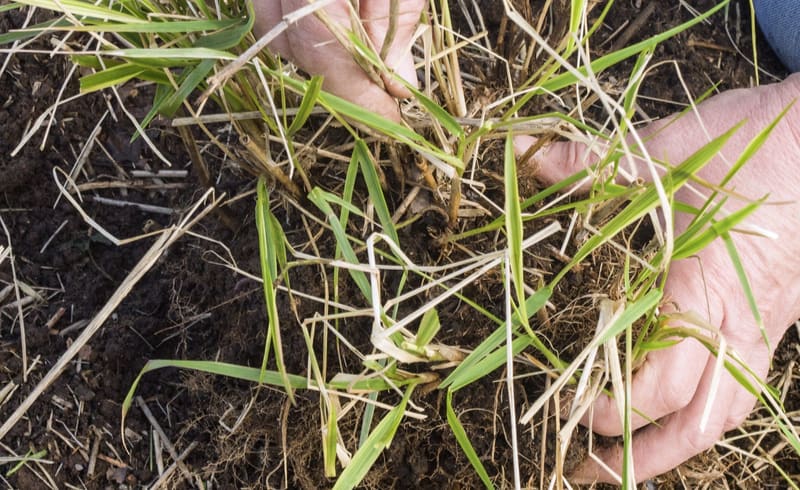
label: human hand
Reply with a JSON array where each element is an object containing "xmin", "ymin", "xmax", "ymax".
[
  {"xmin": 252, "ymin": 0, "xmax": 425, "ymax": 121},
  {"xmin": 515, "ymin": 73, "xmax": 800, "ymax": 483}
]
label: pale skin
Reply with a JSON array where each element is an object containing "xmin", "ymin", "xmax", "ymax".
[
  {"xmin": 252, "ymin": 0, "xmax": 425, "ymax": 121},
  {"xmin": 517, "ymin": 73, "xmax": 800, "ymax": 483},
  {"xmin": 253, "ymin": 1, "xmax": 800, "ymax": 484}
]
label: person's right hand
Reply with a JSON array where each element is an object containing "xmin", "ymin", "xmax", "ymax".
[
  {"xmin": 252, "ymin": 0, "xmax": 426, "ymax": 121},
  {"xmin": 515, "ymin": 73, "xmax": 800, "ymax": 483}
]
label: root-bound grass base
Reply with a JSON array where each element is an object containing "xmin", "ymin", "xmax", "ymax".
[{"xmin": 1, "ymin": 1, "xmax": 798, "ymax": 488}]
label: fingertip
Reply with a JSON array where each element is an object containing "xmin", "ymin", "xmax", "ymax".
[
  {"xmin": 512, "ymin": 136, "xmax": 582, "ymax": 186},
  {"xmin": 352, "ymin": 84, "xmax": 403, "ymax": 122},
  {"xmin": 568, "ymin": 446, "xmax": 623, "ymax": 485},
  {"xmin": 362, "ymin": 0, "xmax": 425, "ymax": 99},
  {"xmin": 251, "ymin": 1, "xmax": 291, "ymax": 56},
  {"xmin": 512, "ymin": 135, "xmax": 537, "ymax": 157},
  {"xmin": 381, "ymin": 55, "xmax": 417, "ymax": 98},
  {"xmin": 580, "ymin": 393, "xmax": 625, "ymax": 437}
]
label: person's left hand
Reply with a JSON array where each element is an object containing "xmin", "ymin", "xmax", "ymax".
[
  {"xmin": 514, "ymin": 74, "xmax": 800, "ymax": 483},
  {"xmin": 253, "ymin": 0, "xmax": 426, "ymax": 121}
]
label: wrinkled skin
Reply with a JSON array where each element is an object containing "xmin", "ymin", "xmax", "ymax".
[
  {"xmin": 252, "ymin": 0, "xmax": 425, "ymax": 121},
  {"xmin": 252, "ymin": 2, "xmax": 800, "ymax": 483},
  {"xmin": 515, "ymin": 73, "xmax": 800, "ymax": 483}
]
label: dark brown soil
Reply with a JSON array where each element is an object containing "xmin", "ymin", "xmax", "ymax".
[{"xmin": 1, "ymin": 1, "xmax": 797, "ymax": 489}]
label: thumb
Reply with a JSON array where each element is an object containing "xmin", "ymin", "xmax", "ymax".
[
  {"xmin": 513, "ymin": 135, "xmax": 604, "ymax": 188},
  {"xmin": 361, "ymin": 0, "xmax": 426, "ymax": 98}
]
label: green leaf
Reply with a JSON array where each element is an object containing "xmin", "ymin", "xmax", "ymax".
[
  {"xmin": 0, "ymin": 17, "xmax": 70, "ymax": 45},
  {"xmin": 333, "ymin": 385, "xmax": 415, "ymax": 490},
  {"xmin": 15, "ymin": 0, "xmax": 147, "ymax": 23},
  {"xmin": 0, "ymin": 3, "xmax": 22, "ymax": 14},
  {"xmin": 355, "ymin": 140, "xmax": 400, "ymax": 246},
  {"xmin": 441, "ymin": 287, "xmax": 553, "ymax": 390},
  {"xmin": 57, "ymin": 18, "xmax": 241, "ymax": 33},
  {"xmin": 415, "ymin": 308, "xmax": 440, "ymax": 348},
  {"xmin": 308, "ymin": 187, "xmax": 372, "ymax": 302},
  {"xmin": 103, "ymin": 47, "xmax": 237, "ymax": 60},
  {"xmin": 154, "ymin": 58, "xmax": 216, "ymax": 118},
  {"xmin": 504, "ymin": 132, "xmax": 527, "ymax": 330},
  {"xmin": 673, "ymin": 198, "xmax": 763, "ymax": 260},
  {"xmin": 122, "ymin": 359, "xmax": 310, "ymax": 426},
  {"xmin": 405, "ymin": 84, "xmax": 465, "ymax": 139},
  {"xmin": 256, "ymin": 178, "xmax": 294, "ymax": 402},
  {"xmin": 551, "ymin": 119, "xmax": 746, "ymax": 286},
  {"xmin": 446, "ymin": 390, "xmax": 494, "ymax": 489},
  {"xmin": 287, "ymin": 75, "xmax": 322, "ymax": 136},
  {"xmin": 79, "ymin": 62, "xmax": 145, "ymax": 93},
  {"xmin": 722, "ymin": 232, "xmax": 768, "ymax": 350}
]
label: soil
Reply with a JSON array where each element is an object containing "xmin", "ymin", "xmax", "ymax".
[{"xmin": 1, "ymin": 1, "xmax": 798, "ymax": 489}]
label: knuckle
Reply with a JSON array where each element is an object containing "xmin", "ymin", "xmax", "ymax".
[
  {"xmin": 656, "ymin": 374, "xmax": 696, "ymax": 414},
  {"xmin": 724, "ymin": 399, "xmax": 756, "ymax": 431},
  {"xmin": 723, "ymin": 410, "xmax": 750, "ymax": 432},
  {"xmin": 563, "ymin": 141, "xmax": 583, "ymax": 172},
  {"xmin": 590, "ymin": 412, "xmax": 623, "ymax": 437},
  {"xmin": 681, "ymin": 423, "xmax": 722, "ymax": 456}
]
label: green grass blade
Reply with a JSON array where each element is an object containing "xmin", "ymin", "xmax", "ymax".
[
  {"xmin": 723, "ymin": 101, "xmax": 795, "ymax": 189},
  {"xmin": 152, "ymin": 58, "xmax": 216, "ymax": 118},
  {"xmin": 415, "ymin": 308, "xmax": 440, "ymax": 348},
  {"xmin": 301, "ymin": 325, "xmax": 338, "ymax": 477},
  {"xmin": 308, "ymin": 187, "xmax": 372, "ymax": 301},
  {"xmin": 551, "ymin": 119, "xmax": 746, "ymax": 285},
  {"xmin": 597, "ymin": 289, "xmax": 662, "ymax": 346},
  {"xmin": 256, "ymin": 178, "xmax": 294, "ymax": 402},
  {"xmin": 440, "ymin": 287, "xmax": 552, "ymax": 390},
  {"xmin": 122, "ymin": 359, "xmax": 310, "ymax": 426},
  {"xmin": 287, "ymin": 75, "xmax": 323, "ymax": 136},
  {"xmin": 0, "ymin": 3, "xmax": 22, "ymax": 14},
  {"xmin": 673, "ymin": 199, "xmax": 763, "ymax": 260},
  {"xmin": 508, "ymin": 1, "xmax": 729, "ymax": 116},
  {"xmin": 405, "ymin": 84, "xmax": 465, "ymax": 139},
  {"xmin": 15, "ymin": 0, "xmax": 146, "ymax": 23},
  {"xmin": 104, "ymin": 47, "xmax": 236, "ymax": 60},
  {"xmin": 79, "ymin": 62, "xmax": 144, "ymax": 93},
  {"xmin": 338, "ymin": 142, "xmax": 361, "ymax": 228},
  {"xmin": 193, "ymin": 16, "xmax": 253, "ymax": 49},
  {"xmin": 332, "ymin": 385, "xmax": 416, "ymax": 490},
  {"xmin": 445, "ymin": 390, "xmax": 494, "ymax": 489},
  {"xmin": 504, "ymin": 132, "xmax": 528, "ymax": 331},
  {"xmin": 259, "ymin": 64, "xmax": 464, "ymax": 172},
  {"xmin": 5, "ymin": 449, "xmax": 48, "ymax": 477},
  {"xmin": 721, "ymin": 231, "xmax": 768, "ymax": 350},
  {"xmin": 544, "ymin": 1, "xmax": 728, "ymax": 92},
  {"xmin": 344, "ymin": 31, "xmax": 464, "ymax": 139},
  {"xmin": 356, "ymin": 140, "xmax": 400, "ymax": 246},
  {"xmin": 449, "ymin": 336, "xmax": 534, "ymax": 392},
  {"xmin": 55, "ymin": 18, "xmax": 241, "ymax": 33},
  {"xmin": 0, "ymin": 17, "xmax": 70, "ymax": 44}
]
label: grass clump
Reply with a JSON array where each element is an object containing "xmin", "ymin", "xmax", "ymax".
[{"xmin": 3, "ymin": 0, "xmax": 799, "ymax": 488}]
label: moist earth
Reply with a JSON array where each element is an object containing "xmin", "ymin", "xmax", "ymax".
[{"xmin": 1, "ymin": 1, "xmax": 797, "ymax": 489}]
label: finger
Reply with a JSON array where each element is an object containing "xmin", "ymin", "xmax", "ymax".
[
  {"xmin": 722, "ymin": 335, "xmax": 772, "ymax": 431},
  {"xmin": 582, "ymin": 259, "xmax": 724, "ymax": 436},
  {"xmin": 254, "ymin": 1, "xmax": 412, "ymax": 119},
  {"xmin": 251, "ymin": 0, "xmax": 291, "ymax": 55},
  {"xmin": 279, "ymin": 0, "xmax": 402, "ymax": 121},
  {"xmin": 513, "ymin": 121, "xmax": 675, "ymax": 190},
  {"xmin": 572, "ymin": 347, "xmax": 762, "ymax": 484},
  {"xmin": 583, "ymin": 338, "xmax": 709, "ymax": 436},
  {"xmin": 360, "ymin": 0, "xmax": 426, "ymax": 97},
  {"xmin": 513, "ymin": 135, "xmax": 602, "ymax": 187}
]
